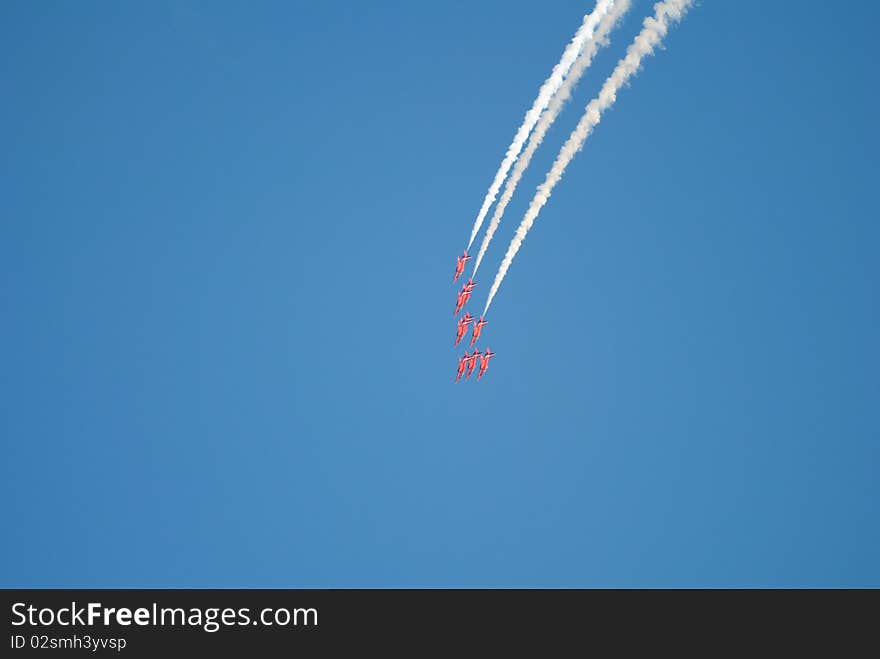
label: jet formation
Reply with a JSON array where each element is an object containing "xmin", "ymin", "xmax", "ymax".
[{"xmin": 451, "ymin": 252, "xmax": 495, "ymax": 382}]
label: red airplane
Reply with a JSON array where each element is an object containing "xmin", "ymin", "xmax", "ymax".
[
  {"xmin": 453, "ymin": 291, "xmax": 466, "ymax": 316},
  {"xmin": 455, "ymin": 312, "xmax": 474, "ymax": 345},
  {"xmin": 466, "ymin": 349, "xmax": 481, "ymax": 379},
  {"xmin": 452, "ymin": 252, "xmax": 472, "ymax": 283},
  {"xmin": 454, "ymin": 319, "xmax": 468, "ymax": 346},
  {"xmin": 477, "ymin": 349, "xmax": 495, "ymax": 380},
  {"xmin": 455, "ymin": 354, "xmax": 468, "ymax": 382},
  {"xmin": 460, "ymin": 278, "xmax": 476, "ymax": 304},
  {"xmin": 454, "ymin": 280, "xmax": 476, "ymax": 315},
  {"xmin": 469, "ymin": 316, "xmax": 488, "ymax": 346}
]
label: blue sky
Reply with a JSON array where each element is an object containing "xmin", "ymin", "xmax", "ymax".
[{"xmin": 2, "ymin": 0, "xmax": 878, "ymax": 587}]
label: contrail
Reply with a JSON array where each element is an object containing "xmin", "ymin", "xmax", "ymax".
[
  {"xmin": 465, "ymin": 0, "xmax": 616, "ymax": 253},
  {"xmin": 483, "ymin": 0, "xmax": 695, "ymax": 316},
  {"xmin": 472, "ymin": 0, "xmax": 632, "ymax": 277}
]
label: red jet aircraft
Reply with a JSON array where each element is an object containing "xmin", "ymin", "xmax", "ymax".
[
  {"xmin": 477, "ymin": 349, "xmax": 495, "ymax": 380},
  {"xmin": 469, "ymin": 316, "xmax": 488, "ymax": 346},
  {"xmin": 455, "ymin": 352, "xmax": 469, "ymax": 383},
  {"xmin": 455, "ymin": 312, "xmax": 474, "ymax": 346},
  {"xmin": 452, "ymin": 252, "xmax": 472, "ymax": 283},
  {"xmin": 454, "ymin": 280, "xmax": 476, "ymax": 316},
  {"xmin": 453, "ymin": 291, "xmax": 465, "ymax": 316},
  {"xmin": 466, "ymin": 349, "xmax": 481, "ymax": 379},
  {"xmin": 460, "ymin": 278, "xmax": 476, "ymax": 303}
]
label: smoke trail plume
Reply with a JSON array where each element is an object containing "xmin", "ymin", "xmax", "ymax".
[
  {"xmin": 465, "ymin": 0, "xmax": 616, "ymax": 252},
  {"xmin": 472, "ymin": 0, "xmax": 632, "ymax": 277},
  {"xmin": 483, "ymin": 0, "xmax": 695, "ymax": 315}
]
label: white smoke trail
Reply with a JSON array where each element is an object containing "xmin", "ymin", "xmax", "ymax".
[
  {"xmin": 465, "ymin": 0, "xmax": 616, "ymax": 252},
  {"xmin": 483, "ymin": 0, "xmax": 695, "ymax": 316},
  {"xmin": 472, "ymin": 0, "xmax": 632, "ymax": 277}
]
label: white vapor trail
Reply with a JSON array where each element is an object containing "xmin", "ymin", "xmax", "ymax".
[
  {"xmin": 483, "ymin": 0, "xmax": 695, "ymax": 316},
  {"xmin": 465, "ymin": 0, "xmax": 616, "ymax": 252},
  {"xmin": 472, "ymin": 0, "xmax": 632, "ymax": 277}
]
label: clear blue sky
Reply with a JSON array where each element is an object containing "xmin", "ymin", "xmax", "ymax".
[{"xmin": 2, "ymin": 0, "xmax": 878, "ymax": 587}]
